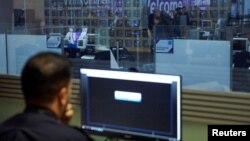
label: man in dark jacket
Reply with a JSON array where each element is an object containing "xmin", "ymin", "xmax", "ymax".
[{"xmin": 0, "ymin": 52, "xmax": 93, "ymax": 141}]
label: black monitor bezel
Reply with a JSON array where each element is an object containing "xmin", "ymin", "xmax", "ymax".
[
  {"xmin": 80, "ymin": 69, "xmax": 182, "ymax": 141},
  {"xmin": 232, "ymin": 37, "xmax": 248, "ymax": 52}
]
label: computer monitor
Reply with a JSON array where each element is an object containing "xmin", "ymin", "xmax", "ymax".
[
  {"xmin": 232, "ymin": 37, "xmax": 249, "ymax": 53},
  {"xmin": 80, "ymin": 69, "xmax": 182, "ymax": 141}
]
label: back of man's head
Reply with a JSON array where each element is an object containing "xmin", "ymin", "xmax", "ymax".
[{"xmin": 21, "ymin": 52, "xmax": 71, "ymax": 103}]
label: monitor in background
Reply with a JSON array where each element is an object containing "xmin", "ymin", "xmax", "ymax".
[
  {"xmin": 80, "ymin": 69, "xmax": 181, "ymax": 141},
  {"xmin": 232, "ymin": 37, "xmax": 249, "ymax": 53}
]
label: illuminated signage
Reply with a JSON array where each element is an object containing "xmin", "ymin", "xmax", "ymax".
[
  {"xmin": 63, "ymin": 0, "xmax": 112, "ymax": 6},
  {"xmin": 148, "ymin": 0, "xmax": 211, "ymax": 14},
  {"xmin": 147, "ymin": 0, "xmax": 185, "ymax": 14}
]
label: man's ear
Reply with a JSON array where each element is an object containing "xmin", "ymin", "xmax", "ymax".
[{"xmin": 58, "ymin": 86, "xmax": 69, "ymax": 106}]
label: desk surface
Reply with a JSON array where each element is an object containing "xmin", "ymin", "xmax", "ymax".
[
  {"xmin": 95, "ymin": 46, "xmax": 110, "ymax": 51},
  {"xmin": 81, "ymin": 55, "xmax": 95, "ymax": 60}
]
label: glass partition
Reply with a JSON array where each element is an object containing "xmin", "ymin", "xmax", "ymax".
[
  {"xmin": 153, "ymin": 31, "xmax": 231, "ymax": 92},
  {"xmin": 0, "ymin": 34, "xmax": 7, "ymax": 74},
  {"xmin": 7, "ymin": 34, "xmax": 62, "ymax": 75},
  {"xmin": 0, "ymin": 0, "xmax": 249, "ymax": 93}
]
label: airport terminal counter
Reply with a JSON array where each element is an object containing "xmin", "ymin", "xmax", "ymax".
[
  {"xmin": 63, "ymin": 45, "xmax": 149, "ymax": 60},
  {"xmin": 64, "ymin": 45, "xmax": 151, "ymax": 78},
  {"xmin": 1, "ymin": 75, "xmax": 250, "ymax": 141}
]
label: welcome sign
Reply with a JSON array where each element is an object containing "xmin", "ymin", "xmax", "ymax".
[
  {"xmin": 147, "ymin": 0, "xmax": 211, "ymax": 14},
  {"xmin": 147, "ymin": 0, "xmax": 189, "ymax": 14}
]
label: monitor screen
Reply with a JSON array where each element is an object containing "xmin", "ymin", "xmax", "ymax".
[
  {"xmin": 80, "ymin": 69, "xmax": 181, "ymax": 141},
  {"xmin": 232, "ymin": 38, "xmax": 248, "ymax": 52}
]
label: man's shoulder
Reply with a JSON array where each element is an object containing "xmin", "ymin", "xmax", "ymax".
[
  {"xmin": 0, "ymin": 114, "xmax": 93, "ymax": 141},
  {"xmin": 0, "ymin": 125, "xmax": 92, "ymax": 141},
  {"xmin": 0, "ymin": 113, "xmax": 23, "ymax": 126},
  {"xmin": 0, "ymin": 124, "xmax": 92, "ymax": 141},
  {"xmin": 57, "ymin": 125, "xmax": 93, "ymax": 141}
]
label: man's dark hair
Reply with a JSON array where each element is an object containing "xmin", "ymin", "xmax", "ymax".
[{"xmin": 21, "ymin": 52, "xmax": 72, "ymax": 102}]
